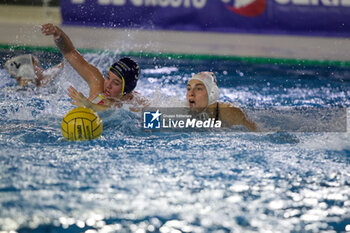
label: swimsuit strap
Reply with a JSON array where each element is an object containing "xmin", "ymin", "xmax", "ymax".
[
  {"xmin": 215, "ymin": 102, "xmax": 219, "ymax": 122},
  {"xmin": 92, "ymin": 94, "xmax": 106, "ymax": 105}
]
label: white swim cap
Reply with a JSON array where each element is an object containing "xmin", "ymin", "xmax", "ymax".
[
  {"xmin": 189, "ymin": 72, "xmax": 219, "ymax": 106},
  {"xmin": 4, "ymin": 54, "xmax": 36, "ymax": 80}
]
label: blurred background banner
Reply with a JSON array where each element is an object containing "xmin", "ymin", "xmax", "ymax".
[{"xmin": 61, "ymin": 0, "xmax": 350, "ymax": 37}]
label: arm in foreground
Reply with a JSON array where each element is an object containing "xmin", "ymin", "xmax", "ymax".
[
  {"xmin": 67, "ymin": 86, "xmax": 110, "ymax": 112},
  {"xmin": 41, "ymin": 24, "xmax": 104, "ymax": 98}
]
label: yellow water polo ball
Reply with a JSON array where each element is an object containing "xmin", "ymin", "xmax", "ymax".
[{"xmin": 61, "ymin": 107, "xmax": 103, "ymax": 141}]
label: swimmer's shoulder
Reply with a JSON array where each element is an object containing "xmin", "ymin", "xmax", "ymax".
[
  {"xmin": 219, "ymin": 102, "xmax": 258, "ymax": 132},
  {"xmin": 219, "ymin": 102, "xmax": 243, "ymax": 114},
  {"xmin": 218, "ymin": 102, "xmax": 246, "ymax": 123}
]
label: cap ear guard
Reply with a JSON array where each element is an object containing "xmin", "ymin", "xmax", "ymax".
[
  {"xmin": 206, "ymin": 72, "xmax": 219, "ymax": 106},
  {"xmin": 109, "ymin": 65, "xmax": 126, "ymax": 97},
  {"xmin": 208, "ymin": 84, "xmax": 219, "ymax": 106}
]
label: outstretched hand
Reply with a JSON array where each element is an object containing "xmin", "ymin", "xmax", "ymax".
[
  {"xmin": 41, "ymin": 24, "xmax": 62, "ymax": 41},
  {"xmin": 67, "ymin": 86, "xmax": 92, "ymax": 108}
]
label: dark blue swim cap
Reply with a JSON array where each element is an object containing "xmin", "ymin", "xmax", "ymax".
[{"xmin": 109, "ymin": 57, "xmax": 140, "ymax": 96}]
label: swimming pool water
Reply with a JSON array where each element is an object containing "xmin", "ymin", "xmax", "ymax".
[{"xmin": 0, "ymin": 49, "xmax": 349, "ymax": 233}]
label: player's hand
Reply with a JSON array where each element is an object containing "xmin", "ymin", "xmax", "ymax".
[
  {"xmin": 41, "ymin": 24, "xmax": 62, "ymax": 41},
  {"xmin": 67, "ymin": 86, "xmax": 92, "ymax": 108}
]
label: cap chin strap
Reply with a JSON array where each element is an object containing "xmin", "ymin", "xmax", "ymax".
[
  {"xmin": 109, "ymin": 66, "xmax": 126, "ymax": 98},
  {"xmin": 120, "ymin": 77, "xmax": 125, "ymax": 98}
]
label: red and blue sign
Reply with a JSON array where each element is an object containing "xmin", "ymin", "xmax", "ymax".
[{"xmin": 61, "ymin": 0, "xmax": 350, "ymax": 37}]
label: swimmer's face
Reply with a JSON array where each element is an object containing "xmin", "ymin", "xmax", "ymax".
[
  {"xmin": 186, "ymin": 79, "xmax": 208, "ymax": 112},
  {"xmin": 104, "ymin": 71, "xmax": 123, "ymax": 99}
]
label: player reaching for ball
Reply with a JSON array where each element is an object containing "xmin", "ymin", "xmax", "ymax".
[{"xmin": 41, "ymin": 23, "xmax": 148, "ymax": 111}]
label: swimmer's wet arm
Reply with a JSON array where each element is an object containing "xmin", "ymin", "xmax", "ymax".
[
  {"xmin": 241, "ymin": 115, "xmax": 259, "ymax": 132},
  {"xmin": 84, "ymin": 103, "xmax": 110, "ymax": 112},
  {"xmin": 41, "ymin": 24, "xmax": 104, "ymax": 96},
  {"xmin": 67, "ymin": 86, "xmax": 109, "ymax": 112},
  {"xmin": 41, "ymin": 24, "xmax": 73, "ymax": 54}
]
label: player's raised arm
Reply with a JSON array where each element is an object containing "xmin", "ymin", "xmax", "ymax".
[{"xmin": 41, "ymin": 24, "xmax": 104, "ymax": 98}]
